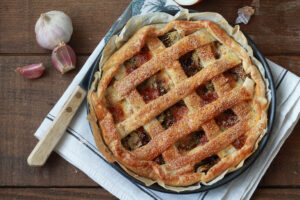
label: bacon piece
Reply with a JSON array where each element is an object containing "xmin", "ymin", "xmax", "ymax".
[
  {"xmin": 125, "ymin": 48, "xmax": 151, "ymax": 75},
  {"xmin": 199, "ymin": 92, "xmax": 219, "ymax": 105},
  {"xmin": 139, "ymin": 87, "xmax": 160, "ymax": 103},
  {"xmin": 126, "ymin": 65, "xmax": 137, "ymax": 75}
]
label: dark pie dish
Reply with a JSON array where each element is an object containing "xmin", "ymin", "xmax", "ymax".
[{"xmin": 86, "ymin": 10, "xmax": 276, "ymax": 193}]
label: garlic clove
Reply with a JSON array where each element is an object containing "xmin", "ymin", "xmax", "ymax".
[
  {"xmin": 51, "ymin": 42, "xmax": 76, "ymax": 74},
  {"xmin": 15, "ymin": 63, "xmax": 45, "ymax": 79},
  {"xmin": 174, "ymin": 0, "xmax": 202, "ymax": 6},
  {"xmin": 35, "ymin": 10, "xmax": 73, "ymax": 50}
]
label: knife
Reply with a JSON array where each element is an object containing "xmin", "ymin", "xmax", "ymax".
[{"xmin": 27, "ymin": 62, "xmax": 96, "ymax": 167}]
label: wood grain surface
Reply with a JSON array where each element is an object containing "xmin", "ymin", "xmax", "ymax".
[
  {"xmin": 0, "ymin": 188, "xmax": 299, "ymax": 200},
  {"xmin": 0, "ymin": 0, "xmax": 299, "ymax": 199}
]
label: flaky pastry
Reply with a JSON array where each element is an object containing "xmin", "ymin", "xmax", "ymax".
[{"xmin": 87, "ymin": 12, "xmax": 269, "ymax": 187}]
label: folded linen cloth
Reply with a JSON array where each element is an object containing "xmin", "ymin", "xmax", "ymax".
[{"xmin": 34, "ymin": 1, "xmax": 300, "ymax": 199}]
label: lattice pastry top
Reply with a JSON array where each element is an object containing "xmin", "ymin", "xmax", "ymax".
[{"xmin": 88, "ymin": 18, "xmax": 268, "ymax": 187}]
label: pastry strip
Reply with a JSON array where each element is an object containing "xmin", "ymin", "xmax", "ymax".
[
  {"xmin": 114, "ymin": 30, "xmax": 216, "ymax": 97},
  {"xmin": 117, "ymin": 54, "xmax": 241, "ymax": 136},
  {"xmin": 134, "ymin": 85, "xmax": 253, "ymax": 160}
]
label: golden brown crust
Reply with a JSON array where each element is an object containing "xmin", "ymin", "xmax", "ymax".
[
  {"xmin": 87, "ymin": 19, "xmax": 268, "ymax": 187},
  {"xmin": 133, "ymin": 86, "xmax": 253, "ymax": 161},
  {"xmin": 117, "ymin": 53, "xmax": 241, "ymax": 136}
]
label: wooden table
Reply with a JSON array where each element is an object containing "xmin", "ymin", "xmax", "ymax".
[{"xmin": 0, "ymin": 0, "xmax": 299, "ymax": 199}]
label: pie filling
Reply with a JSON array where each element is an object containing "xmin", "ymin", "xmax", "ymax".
[
  {"xmin": 153, "ymin": 154, "xmax": 165, "ymax": 165},
  {"xmin": 213, "ymin": 41, "xmax": 222, "ymax": 59},
  {"xmin": 232, "ymin": 135, "xmax": 247, "ymax": 149},
  {"xmin": 196, "ymin": 81, "xmax": 219, "ymax": 105},
  {"xmin": 137, "ymin": 74, "xmax": 168, "ymax": 103},
  {"xmin": 179, "ymin": 50, "xmax": 203, "ymax": 77},
  {"xmin": 158, "ymin": 30, "xmax": 182, "ymax": 47},
  {"xmin": 224, "ymin": 66, "xmax": 250, "ymax": 87},
  {"xmin": 157, "ymin": 101, "xmax": 188, "ymax": 129},
  {"xmin": 176, "ymin": 130, "xmax": 208, "ymax": 153},
  {"xmin": 215, "ymin": 109, "xmax": 239, "ymax": 130},
  {"xmin": 194, "ymin": 155, "xmax": 220, "ymax": 174},
  {"xmin": 230, "ymin": 66, "xmax": 249, "ymax": 81},
  {"xmin": 215, "ymin": 109, "xmax": 247, "ymax": 149},
  {"xmin": 121, "ymin": 127, "xmax": 151, "ymax": 151},
  {"xmin": 125, "ymin": 46, "xmax": 152, "ymax": 75}
]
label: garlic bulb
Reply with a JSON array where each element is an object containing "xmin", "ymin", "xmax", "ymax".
[
  {"xmin": 15, "ymin": 63, "xmax": 45, "ymax": 79},
  {"xmin": 51, "ymin": 42, "xmax": 76, "ymax": 74},
  {"xmin": 35, "ymin": 10, "xmax": 73, "ymax": 50}
]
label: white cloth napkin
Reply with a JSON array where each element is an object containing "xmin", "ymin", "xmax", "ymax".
[{"xmin": 34, "ymin": 1, "xmax": 300, "ymax": 199}]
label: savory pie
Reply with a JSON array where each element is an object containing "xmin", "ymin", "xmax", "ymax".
[{"xmin": 88, "ymin": 17, "xmax": 268, "ymax": 187}]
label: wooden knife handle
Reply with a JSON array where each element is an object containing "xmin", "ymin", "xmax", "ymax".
[{"xmin": 27, "ymin": 85, "xmax": 86, "ymax": 167}]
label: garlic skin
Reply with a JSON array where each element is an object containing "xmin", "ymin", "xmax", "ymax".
[
  {"xmin": 35, "ymin": 10, "xmax": 73, "ymax": 50},
  {"xmin": 51, "ymin": 42, "xmax": 76, "ymax": 74},
  {"xmin": 236, "ymin": 6, "xmax": 255, "ymax": 24},
  {"xmin": 15, "ymin": 63, "xmax": 45, "ymax": 79}
]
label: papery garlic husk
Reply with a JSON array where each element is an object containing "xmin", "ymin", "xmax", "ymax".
[
  {"xmin": 35, "ymin": 10, "xmax": 73, "ymax": 50},
  {"xmin": 235, "ymin": 6, "xmax": 255, "ymax": 24},
  {"xmin": 15, "ymin": 63, "xmax": 45, "ymax": 79},
  {"xmin": 51, "ymin": 42, "xmax": 76, "ymax": 74}
]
